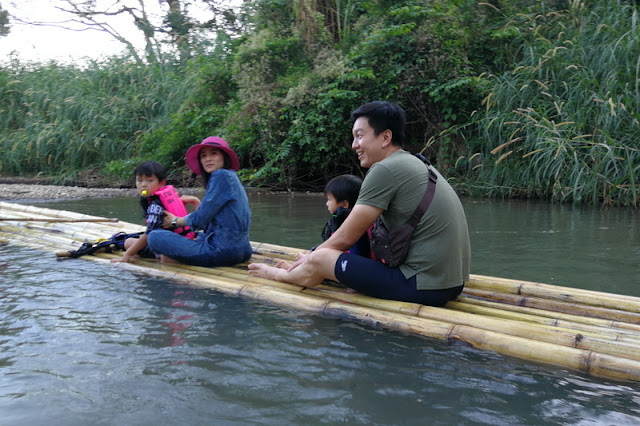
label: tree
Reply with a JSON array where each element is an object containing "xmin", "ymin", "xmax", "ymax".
[
  {"xmin": 11, "ymin": 0, "xmax": 240, "ymax": 64},
  {"xmin": 0, "ymin": 3, "xmax": 10, "ymax": 37}
]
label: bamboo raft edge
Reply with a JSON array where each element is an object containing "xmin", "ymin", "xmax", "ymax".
[{"xmin": 2, "ymin": 201, "xmax": 640, "ymax": 383}]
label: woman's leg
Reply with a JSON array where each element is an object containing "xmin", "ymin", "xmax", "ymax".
[{"xmin": 147, "ymin": 230, "xmax": 210, "ymax": 265}]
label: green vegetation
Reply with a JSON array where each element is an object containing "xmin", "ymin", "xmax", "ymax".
[
  {"xmin": 466, "ymin": 0, "xmax": 640, "ymax": 206},
  {"xmin": 0, "ymin": 0, "xmax": 638, "ymax": 206}
]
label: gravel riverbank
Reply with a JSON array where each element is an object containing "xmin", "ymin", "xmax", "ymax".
[
  {"xmin": 0, "ymin": 183, "xmax": 276, "ymax": 202},
  {"xmin": 0, "ymin": 183, "xmax": 138, "ymax": 201}
]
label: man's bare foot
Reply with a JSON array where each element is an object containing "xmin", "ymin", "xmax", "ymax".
[
  {"xmin": 275, "ymin": 260, "xmax": 292, "ymax": 269},
  {"xmin": 248, "ymin": 263, "xmax": 287, "ymax": 281},
  {"xmin": 160, "ymin": 255, "xmax": 179, "ymax": 264}
]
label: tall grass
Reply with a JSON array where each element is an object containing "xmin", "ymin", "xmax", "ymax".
[
  {"xmin": 0, "ymin": 57, "xmax": 190, "ymax": 183},
  {"xmin": 468, "ymin": 0, "xmax": 640, "ymax": 206}
]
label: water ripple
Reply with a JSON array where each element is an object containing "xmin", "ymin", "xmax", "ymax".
[{"xmin": 0, "ymin": 244, "xmax": 639, "ymax": 425}]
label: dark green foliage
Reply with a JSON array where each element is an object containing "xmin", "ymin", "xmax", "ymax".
[
  {"xmin": 0, "ymin": 4, "xmax": 9, "ymax": 37},
  {"xmin": 138, "ymin": 53, "xmax": 238, "ymax": 170},
  {"xmin": 0, "ymin": 0, "xmax": 637, "ymax": 206}
]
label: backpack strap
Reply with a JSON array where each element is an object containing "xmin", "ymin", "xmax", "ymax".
[{"xmin": 405, "ymin": 157, "xmax": 438, "ymax": 229}]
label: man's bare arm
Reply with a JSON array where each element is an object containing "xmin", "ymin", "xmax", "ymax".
[{"xmin": 316, "ymin": 204, "xmax": 382, "ymax": 252}]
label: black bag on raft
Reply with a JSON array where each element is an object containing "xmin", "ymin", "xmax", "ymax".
[{"xmin": 369, "ymin": 155, "xmax": 437, "ymax": 268}]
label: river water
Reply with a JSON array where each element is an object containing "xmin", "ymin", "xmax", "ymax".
[{"xmin": 1, "ymin": 193, "xmax": 639, "ymax": 425}]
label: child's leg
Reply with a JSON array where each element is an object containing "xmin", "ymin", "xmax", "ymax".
[{"xmin": 123, "ymin": 237, "xmax": 138, "ymax": 250}]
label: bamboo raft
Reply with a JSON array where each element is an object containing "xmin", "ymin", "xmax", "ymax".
[{"xmin": 2, "ymin": 200, "xmax": 640, "ymax": 383}]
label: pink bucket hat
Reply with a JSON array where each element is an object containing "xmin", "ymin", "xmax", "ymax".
[{"xmin": 185, "ymin": 137, "xmax": 240, "ymax": 174}]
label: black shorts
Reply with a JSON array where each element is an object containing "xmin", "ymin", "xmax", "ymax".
[
  {"xmin": 137, "ymin": 245, "xmax": 157, "ymax": 259},
  {"xmin": 333, "ymin": 253, "xmax": 463, "ymax": 306}
]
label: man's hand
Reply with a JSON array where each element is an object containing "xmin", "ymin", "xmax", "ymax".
[{"xmin": 287, "ymin": 253, "xmax": 309, "ymax": 272}]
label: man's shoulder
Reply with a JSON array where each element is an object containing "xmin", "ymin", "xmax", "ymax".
[{"xmin": 373, "ymin": 150, "xmax": 425, "ymax": 176}]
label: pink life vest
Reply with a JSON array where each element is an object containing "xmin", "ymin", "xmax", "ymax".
[{"xmin": 155, "ymin": 185, "xmax": 196, "ymax": 240}]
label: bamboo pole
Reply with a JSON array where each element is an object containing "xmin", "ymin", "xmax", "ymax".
[
  {"xmin": 100, "ymin": 256, "xmax": 640, "ymax": 382},
  {"xmin": 0, "ymin": 217, "xmax": 119, "ymax": 223},
  {"xmin": 464, "ymin": 288, "xmax": 640, "ymax": 324},
  {"xmin": 0, "ymin": 202, "xmax": 139, "ymax": 234},
  {"xmin": 298, "ymin": 290, "xmax": 640, "ymax": 361},
  {"xmin": 449, "ymin": 300, "xmax": 640, "ymax": 341},
  {"xmin": 5, "ymin": 201, "xmax": 640, "ymax": 381},
  {"xmin": 0, "ymin": 223, "xmax": 83, "ymax": 249},
  {"xmin": 456, "ymin": 295, "xmax": 640, "ymax": 333},
  {"xmin": 107, "ymin": 254, "xmax": 640, "ymax": 361},
  {"xmin": 126, "ymin": 262, "xmax": 640, "ymax": 381},
  {"xmin": 468, "ymin": 274, "xmax": 640, "ymax": 311}
]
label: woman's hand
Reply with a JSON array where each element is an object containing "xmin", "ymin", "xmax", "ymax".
[
  {"xmin": 181, "ymin": 195, "xmax": 201, "ymax": 209},
  {"xmin": 162, "ymin": 212, "xmax": 177, "ymax": 229}
]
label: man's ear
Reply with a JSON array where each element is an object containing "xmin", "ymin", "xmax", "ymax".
[{"xmin": 380, "ymin": 129, "xmax": 393, "ymax": 148}]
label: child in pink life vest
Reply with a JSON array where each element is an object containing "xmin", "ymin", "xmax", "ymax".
[{"xmin": 111, "ymin": 161, "xmax": 193, "ymax": 263}]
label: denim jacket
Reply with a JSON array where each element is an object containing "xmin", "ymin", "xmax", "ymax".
[{"xmin": 184, "ymin": 169, "xmax": 252, "ymax": 262}]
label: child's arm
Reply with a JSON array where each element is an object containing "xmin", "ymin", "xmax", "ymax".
[{"xmin": 111, "ymin": 234, "xmax": 149, "ymax": 263}]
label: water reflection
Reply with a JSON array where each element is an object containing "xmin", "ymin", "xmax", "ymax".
[
  {"xmin": 463, "ymin": 198, "xmax": 639, "ymax": 295},
  {"xmin": 1, "ymin": 240, "xmax": 640, "ymax": 424}
]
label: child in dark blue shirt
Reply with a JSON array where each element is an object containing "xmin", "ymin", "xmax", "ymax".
[
  {"xmin": 318, "ymin": 174, "xmax": 370, "ymax": 257},
  {"xmin": 266, "ymin": 174, "xmax": 370, "ymax": 274},
  {"xmin": 111, "ymin": 161, "xmax": 167, "ymax": 263}
]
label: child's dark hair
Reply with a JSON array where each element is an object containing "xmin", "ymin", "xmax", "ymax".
[
  {"xmin": 324, "ymin": 174, "xmax": 363, "ymax": 208},
  {"xmin": 134, "ymin": 161, "xmax": 167, "ymax": 182}
]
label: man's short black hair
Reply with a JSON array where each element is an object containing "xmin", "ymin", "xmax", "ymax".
[
  {"xmin": 350, "ymin": 101, "xmax": 406, "ymax": 147},
  {"xmin": 134, "ymin": 161, "xmax": 167, "ymax": 182},
  {"xmin": 324, "ymin": 174, "xmax": 363, "ymax": 208}
]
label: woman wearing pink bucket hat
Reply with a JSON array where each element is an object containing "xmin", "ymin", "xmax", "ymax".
[
  {"xmin": 147, "ymin": 136, "xmax": 252, "ymax": 266},
  {"xmin": 185, "ymin": 136, "xmax": 240, "ymax": 173}
]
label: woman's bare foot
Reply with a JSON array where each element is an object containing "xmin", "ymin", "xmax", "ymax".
[{"xmin": 160, "ymin": 255, "xmax": 179, "ymax": 264}]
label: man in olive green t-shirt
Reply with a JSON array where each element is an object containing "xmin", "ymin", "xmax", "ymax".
[{"xmin": 249, "ymin": 101, "xmax": 470, "ymax": 306}]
